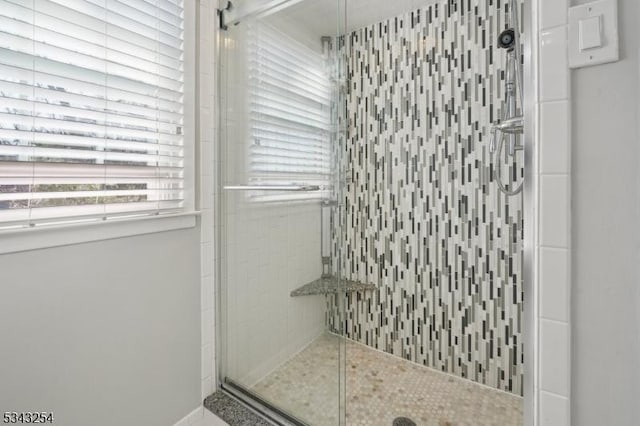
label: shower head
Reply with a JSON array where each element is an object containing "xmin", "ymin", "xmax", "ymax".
[{"xmin": 498, "ymin": 29, "xmax": 516, "ymax": 50}]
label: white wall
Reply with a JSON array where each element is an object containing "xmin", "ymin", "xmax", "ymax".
[
  {"xmin": 0, "ymin": 228, "xmax": 202, "ymax": 426},
  {"xmin": 570, "ymin": 0, "xmax": 640, "ymax": 425},
  {"xmin": 224, "ymin": 201, "xmax": 326, "ymax": 385},
  {"xmin": 0, "ymin": 3, "xmax": 214, "ymax": 425}
]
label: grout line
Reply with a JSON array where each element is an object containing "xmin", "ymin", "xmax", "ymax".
[
  {"xmin": 539, "ymin": 317, "xmax": 569, "ymax": 326},
  {"xmin": 539, "ymin": 389, "xmax": 569, "ymax": 400}
]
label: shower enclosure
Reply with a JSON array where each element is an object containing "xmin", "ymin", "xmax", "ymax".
[{"xmin": 217, "ymin": 0, "xmax": 525, "ymax": 424}]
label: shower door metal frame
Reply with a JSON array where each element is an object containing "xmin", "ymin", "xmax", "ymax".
[{"xmin": 522, "ymin": 0, "xmax": 537, "ymax": 425}]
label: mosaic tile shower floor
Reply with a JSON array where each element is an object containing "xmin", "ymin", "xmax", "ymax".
[{"xmin": 252, "ymin": 334, "xmax": 523, "ymax": 426}]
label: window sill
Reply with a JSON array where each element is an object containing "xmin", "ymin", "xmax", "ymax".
[{"xmin": 0, "ymin": 212, "xmax": 199, "ymax": 255}]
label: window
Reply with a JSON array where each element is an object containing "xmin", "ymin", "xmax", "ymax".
[
  {"xmin": 248, "ymin": 22, "xmax": 332, "ymax": 202},
  {"xmin": 0, "ymin": 0, "xmax": 188, "ymax": 229}
]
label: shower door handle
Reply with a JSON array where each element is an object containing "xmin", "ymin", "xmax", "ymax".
[{"xmin": 223, "ymin": 185, "xmax": 322, "ymax": 192}]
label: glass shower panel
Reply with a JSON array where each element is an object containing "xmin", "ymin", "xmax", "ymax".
[
  {"xmin": 218, "ymin": 0, "xmax": 347, "ymax": 424},
  {"xmin": 220, "ymin": 0, "xmax": 524, "ymax": 424}
]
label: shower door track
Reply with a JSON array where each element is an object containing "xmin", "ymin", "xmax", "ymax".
[{"xmin": 221, "ymin": 378, "xmax": 308, "ymax": 426}]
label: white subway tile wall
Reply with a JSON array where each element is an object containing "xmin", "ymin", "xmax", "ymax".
[
  {"xmin": 540, "ymin": 175, "xmax": 570, "ymax": 247},
  {"xmin": 540, "ymin": 319, "xmax": 570, "ymax": 396},
  {"xmin": 540, "ymin": 391, "xmax": 570, "ymax": 426},
  {"xmin": 200, "ymin": 0, "xmax": 218, "ymax": 402},
  {"xmin": 540, "ymin": 101, "xmax": 571, "ymax": 174},
  {"xmin": 540, "ymin": 26, "xmax": 570, "ymax": 102},
  {"xmin": 537, "ymin": 0, "xmax": 571, "ymax": 424},
  {"xmin": 539, "ymin": 0, "xmax": 569, "ymax": 32},
  {"xmin": 540, "ymin": 248, "xmax": 570, "ymax": 322}
]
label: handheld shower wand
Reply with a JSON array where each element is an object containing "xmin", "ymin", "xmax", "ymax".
[{"xmin": 490, "ymin": 1, "xmax": 524, "ymax": 196}]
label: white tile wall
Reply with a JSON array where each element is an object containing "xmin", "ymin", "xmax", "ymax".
[
  {"xmin": 540, "ymin": 392, "xmax": 570, "ymax": 426},
  {"xmin": 202, "ymin": 343, "xmax": 213, "ymax": 379},
  {"xmin": 540, "ymin": 101, "xmax": 570, "ymax": 174},
  {"xmin": 536, "ymin": 1, "xmax": 572, "ymax": 425},
  {"xmin": 540, "ymin": 175, "xmax": 570, "ymax": 247},
  {"xmin": 201, "ymin": 242, "xmax": 214, "ymax": 277},
  {"xmin": 202, "ymin": 275, "xmax": 214, "ymax": 312},
  {"xmin": 539, "ymin": 0, "xmax": 568, "ymax": 31},
  {"xmin": 200, "ymin": 0, "xmax": 218, "ymax": 402},
  {"xmin": 540, "ymin": 26, "xmax": 570, "ymax": 102},
  {"xmin": 224, "ymin": 204, "xmax": 326, "ymax": 386},
  {"xmin": 540, "ymin": 248, "xmax": 569, "ymax": 322},
  {"xmin": 540, "ymin": 319, "xmax": 570, "ymax": 396}
]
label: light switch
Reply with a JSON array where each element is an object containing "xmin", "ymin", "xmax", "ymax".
[
  {"xmin": 579, "ymin": 16, "xmax": 602, "ymax": 50},
  {"xmin": 569, "ymin": 0, "xmax": 619, "ymax": 69}
]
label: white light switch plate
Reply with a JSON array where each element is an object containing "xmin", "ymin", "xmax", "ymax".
[{"xmin": 569, "ymin": 0, "xmax": 619, "ymax": 69}]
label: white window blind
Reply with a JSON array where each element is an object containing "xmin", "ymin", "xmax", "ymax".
[
  {"xmin": 0, "ymin": 0, "xmax": 185, "ymax": 229},
  {"xmin": 248, "ymin": 23, "xmax": 332, "ymax": 202}
]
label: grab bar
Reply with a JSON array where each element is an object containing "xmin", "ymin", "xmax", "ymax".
[{"xmin": 223, "ymin": 185, "xmax": 322, "ymax": 192}]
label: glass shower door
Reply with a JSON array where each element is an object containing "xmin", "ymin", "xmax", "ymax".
[{"xmin": 218, "ymin": 1, "xmax": 347, "ymax": 424}]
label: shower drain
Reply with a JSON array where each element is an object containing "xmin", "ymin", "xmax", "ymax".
[{"xmin": 393, "ymin": 417, "xmax": 417, "ymax": 426}]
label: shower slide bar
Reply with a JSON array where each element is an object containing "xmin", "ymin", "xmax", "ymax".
[{"xmin": 223, "ymin": 185, "xmax": 322, "ymax": 191}]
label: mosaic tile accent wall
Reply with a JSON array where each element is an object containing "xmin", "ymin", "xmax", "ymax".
[{"xmin": 327, "ymin": 0, "xmax": 525, "ymax": 395}]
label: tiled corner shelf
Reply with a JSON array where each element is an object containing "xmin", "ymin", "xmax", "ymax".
[{"xmin": 290, "ymin": 276, "xmax": 377, "ymax": 297}]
